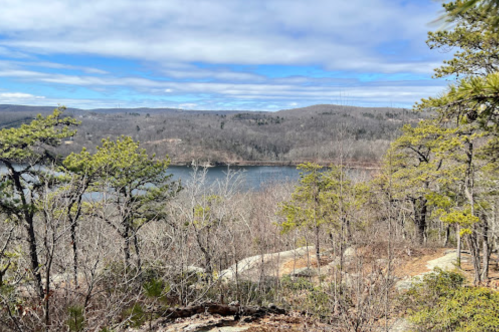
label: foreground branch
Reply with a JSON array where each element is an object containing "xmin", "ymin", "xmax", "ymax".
[{"xmin": 158, "ymin": 302, "xmax": 286, "ymax": 322}]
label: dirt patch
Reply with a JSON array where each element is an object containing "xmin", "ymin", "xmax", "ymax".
[
  {"xmin": 245, "ymin": 315, "xmax": 329, "ymax": 332},
  {"xmin": 280, "ymin": 256, "xmax": 316, "ymax": 275},
  {"xmin": 279, "ymin": 253, "xmax": 334, "ymax": 276},
  {"xmin": 394, "ymin": 248, "xmax": 447, "ymax": 278}
]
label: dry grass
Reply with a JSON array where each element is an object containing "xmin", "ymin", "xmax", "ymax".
[{"xmin": 393, "ymin": 248, "xmax": 447, "ymax": 278}]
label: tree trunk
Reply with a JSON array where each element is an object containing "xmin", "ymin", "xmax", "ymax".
[
  {"xmin": 133, "ymin": 231, "xmax": 142, "ymax": 273},
  {"xmin": 24, "ymin": 217, "xmax": 44, "ymax": 299},
  {"xmin": 457, "ymin": 224, "xmax": 462, "ymax": 268},
  {"xmin": 481, "ymin": 218, "xmax": 490, "ymax": 281},
  {"xmin": 44, "ymin": 253, "xmax": 53, "ymax": 330},
  {"xmin": 444, "ymin": 224, "xmax": 450, "ymax": 247},
  {"xmin": 467, "ymin": 230, "xmax": 481, "ymax": 285},
  {"xmin": 464, "ymin": 139, "xmax": 481, "ymax": 284},
  {"xmin": 412, "ymin": 197, "xmax": 427, "ymax": 245},
  {"xmin": 68, "ymin": 187, "xmax": 85, "ymax": 287},
  {"xmin": 123, "ymin": 225, "xmax": 131, "ymax": 270},
  {"xmin": 8, "ymin": 166, "xmax": 44, "ymax": 299},
  {"xmin": 70, "ymin": 221, "xmax": 78, "ymax": 286},
  {"xmin": 315, "ymin": 225, "xmax": 321, "ymax": 273}
]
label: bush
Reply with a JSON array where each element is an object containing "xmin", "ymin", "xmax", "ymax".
[
  {"xmin": 402, "ymin": 269, "xmax": 499, "ymax": 332},
  {"xmin": 67, "ymin": 306, "xmax": 85, "ymax": 332},
  {"xmin": 123, "ymin": 303, "xmax": 147, "ymax": 328}
]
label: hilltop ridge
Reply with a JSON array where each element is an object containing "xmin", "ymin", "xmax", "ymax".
[{"xmin": 0, "ymin": 103, "xmax": 421, "ymax": 166}]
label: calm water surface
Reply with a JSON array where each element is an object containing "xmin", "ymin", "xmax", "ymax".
[
  {"xmin": 0, "ymin": 164, "xmax": 373, "ymax": 192},
  {"xmin": 166, "ymin": 166, "xmax": 301, "ymax": 191},
  {"xmin": 166, "ymin": 166, "xmax": 373, "ymax": 191}
]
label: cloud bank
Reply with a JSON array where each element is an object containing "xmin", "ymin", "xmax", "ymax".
[{"xmin": 0, "ymin": 0, "xmax": 449, "ymax": 110}]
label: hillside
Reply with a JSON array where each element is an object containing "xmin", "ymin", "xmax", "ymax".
[{"xmin": 0, "ymin": 104, "xmax": 422, "ymax": 166}]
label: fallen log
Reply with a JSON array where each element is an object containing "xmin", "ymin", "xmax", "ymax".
[{"xmin": 158, "ymin": 302, "xmax": 286, "ymax": 322}]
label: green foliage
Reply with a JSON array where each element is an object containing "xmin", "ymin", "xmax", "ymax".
[
  {"xmin": 193, "ymin": 194, "xmax": 223, "ymax": 227},
  {"xmin": 66, "ymin": 136, "xmax": 181, "ymax": 267},
  {"xmin": 439, "ymin": 206, "xmax": 480, "ymax": 230},
  {"xmin": 403, "ymin": 269, "xmax": 499, "ymax": 332},
  {"xmin": 143, "ymin": 278, "xmax": 170, "ymax": 302},
  {"xmin": 99, "ymin": 328, "xmax": 114, "ymax": 332},
  {"xmin": 280, "ymin": 277, "xmax": 338, "ymax": 321},
  {"xmin": 67, "ymin": 305, "xmax": 85, "ymax": 332},
  {"xmin": 0, "ymin": 108, "xmax": 80, "ymax": 220},
  {"xmin": 123, "ymin": 303, "xmax": 146, "ymax": 328},
  {"xmin": 279, "ymin": 162, "xmax": 354, "ymax": 232},
  {"xmin": 281, "ymin": 275, "xmax": 315, "ymax": 291},
  {"xmin": 430, "ymin": 1, "xmax": 499, "ymax": 78},
  {"xmin": 0, "ymin": 107, "xmax": 79, "ymax": 162},
  {"xmin": 440, "ymin": 0, "xmax": 499, "ymax": 31},
  {"xmin": 385, "ymin": 120, "xmax": 450, "ymax": 198},
  {"xmin": 0, "ymin": 108, "xmax": 79, "ymax": 299}
]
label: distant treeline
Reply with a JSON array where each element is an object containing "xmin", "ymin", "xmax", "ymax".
[{"xmin": 0, "ymin": 104, "xmax": 422, "ymax": 166}]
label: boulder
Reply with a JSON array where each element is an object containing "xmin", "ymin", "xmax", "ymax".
[
  {"xmin": 220, "ymin": 246, "xmax": 315, "ymax": 282},
  {"xmin": 343, "ymin": 247, "xmax": 356, "ymax": 258},
  {"xmin": 288, "ymin": 267, "xmax": 318, "ymax": 278},
  {"xmin": 389, "ymin": 318, "xmax": 412, "ymax": 332}
]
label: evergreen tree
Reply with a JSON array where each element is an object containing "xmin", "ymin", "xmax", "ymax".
[{"xmin": 0, "ymin": 108, "xmax": 79, "ymax": 298}]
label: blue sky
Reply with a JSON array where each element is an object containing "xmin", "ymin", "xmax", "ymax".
[{"xmin": 0, "ymin": 0, "xmax": 452, "ymax": 110}]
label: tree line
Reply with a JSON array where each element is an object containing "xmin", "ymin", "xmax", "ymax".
[{"xmin": 0, "ymin": 104, "xmax": 420, "ymax": 167}]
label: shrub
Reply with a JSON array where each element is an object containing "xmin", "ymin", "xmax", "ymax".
[
  {"xmin": 123, "ymin": 303, "xmax": 147, "ymax": 328},
  {"xmin": 403, "ymin": 269, "xmax": 499, "ymax": 332},
  {"xmin": 67, "ymin": 305, "xmax": 85, "ymax": 332}
]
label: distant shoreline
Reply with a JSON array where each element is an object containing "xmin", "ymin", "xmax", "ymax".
[{"xmin": 169, "ymin": 160, "xmax": 381, "ymax": 170}]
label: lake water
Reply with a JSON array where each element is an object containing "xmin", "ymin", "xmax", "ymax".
[
  {"xmin": 166, "ymin": 166, "xmax": 301, "ymax": 191},
  {"xmin": 0, "ymin": 164, "xmax": 374, "ymax": 192},
  {"xmin": 0, "ymin": 164, "xmax": 299, "ymax": 191},
  {"xmin": 166, "ymin": 165, "xmax": 374, "ymax": 191}
]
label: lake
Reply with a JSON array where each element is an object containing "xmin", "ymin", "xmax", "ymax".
[
  {"xmin": 166, "ymin": 165, "xmax": 374, "ymax": 191},
  {"xmin": 166, "ymin": 166, "xmax": 301, "ymax": 191},
  {"xmin": 0, "ymin": 164, "xmax": 374, "ymax": 192}
]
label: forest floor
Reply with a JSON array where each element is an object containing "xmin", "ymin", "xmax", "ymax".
[
  {"xmin": 144, "ymin": 314, "xmax": 333, "ymax": 332},
  {"xmin": 128, "ymin": 246, "xmax": 499, "ymax": 332}
]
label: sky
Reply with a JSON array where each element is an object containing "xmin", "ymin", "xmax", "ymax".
[{"xmin": 0, "ymin": 0, "xmax": 453, "ymax": 111}]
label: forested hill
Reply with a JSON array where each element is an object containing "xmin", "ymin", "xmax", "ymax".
[{"xmin": 0, "ymin": 104, "xmax": 422, "ymax": 166}]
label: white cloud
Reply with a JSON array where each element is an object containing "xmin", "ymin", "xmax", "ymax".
[
  {"xmin": 0, "ymin": 0, "xmax": 443, "ymax": 74},
  {"xmin": 0, "ymin": 0, "xmax": 450, "ymax": 109},
  {"xmin": 0, "ymin": 92, "xmax": 45, "ymax": 99},
  {"xmin": 178, "ymin": 103, "xmax": 198, "ymax": 109},
  {"xmin": 0, "ymin": 64, "xmax": 448, "ymax": 108}
]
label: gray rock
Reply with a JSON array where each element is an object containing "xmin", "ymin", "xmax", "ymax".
[
  {"xmin": 208, "ymin": 327, "xmax": 250, "ymax": 332},
  {"xmin": 389, "ymin": 318, "xmax": 412, "ymax": 332},
  {"xmin": 186, "ymin": 266, "xmax": 206, "ymax": 274},
  {"xmin": 343, "ymin": 247, "xmax": 356, "ymax": 258},
  {"xmin": 288, "ymin": 267, "xmax": 318, "ymax": 278},
  {"xmin": 395, "ymin": 276, "xmax": 420, "ymax": 291},
  {"xmin": 376, "ymin": 258, "xmax": 389, "ymax": 265},
  {"xmin": 341, "ymin": 272, "xmax": 359, "ymax": 287},
  {"xmin": 220, "ymin": 246, "xmax": 315, "ymax": 282},
  {"xmin": 328, "ymin": 257, "xmax": 340, "ymax": 267}
]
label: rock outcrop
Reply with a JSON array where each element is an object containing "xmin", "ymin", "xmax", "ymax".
[{"xmin": 220, "ymin": 246, "xmax": 315, "ymax": 282}]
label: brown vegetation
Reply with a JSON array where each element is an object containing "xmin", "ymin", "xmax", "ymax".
[{"xmin": 0, "ymin": 103, "xmax": 418, "ymax": 166}]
